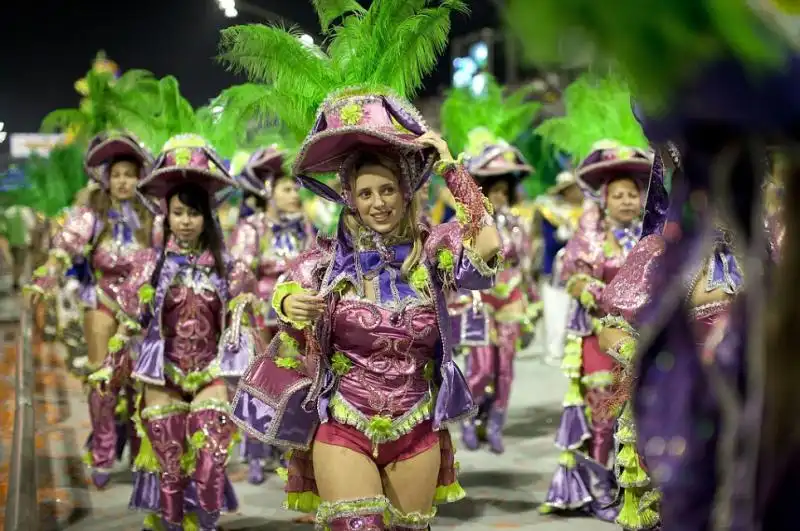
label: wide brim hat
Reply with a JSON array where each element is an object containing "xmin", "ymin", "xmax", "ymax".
[
  {"xmin": 547, "ymin": 171, "xmax": 580, "ymax": 195},
  {"xmin": 138, "ymin": 134, "xmax": 236, "ymax": 200},
  {"xmin": 292, "ymin": 87, "xmax": 437, "ymax": 208},
  {"xmin": 576, "ymin": 141, "xmax": 653, "ymax": 192},
  {"xmin": 466, "ymin": 143, "xmax": 533, "ymax": 178},
  {"xmin": 239, "ymin": 146, "xmax": 286, "ymax": 199},
  {"xmin": 84, "ymin": 131, "xmax": 153, "ymax": 186}
]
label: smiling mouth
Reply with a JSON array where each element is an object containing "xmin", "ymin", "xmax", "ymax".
[{"xmin": 371, "ymin": 212, "xmax": 391, "ymax": 223}]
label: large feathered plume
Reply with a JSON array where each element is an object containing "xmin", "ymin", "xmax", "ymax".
[
  {"xmin": 440, "ymin": 74, "xmax": 541, "ymax": 157},
  {"xmin": 218, "ymin": 0, "xmax": 468, "ymax": 145},
  {"xmin": 534, "ymin": 73, "xmax": 647, "ymax": 165}
]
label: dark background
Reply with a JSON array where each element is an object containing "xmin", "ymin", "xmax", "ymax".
[{"xmin": 0, "ymin": 0, "xmax": 500, "ymax": 137}]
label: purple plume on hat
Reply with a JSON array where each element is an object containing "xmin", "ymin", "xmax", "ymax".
[
  {"xmin": 138, "ymin": 134, "xmax": 235, "ymax": 200},
  {"xmin": 292, "ymin": 87, "xmax": 438, "ymax": 208}
]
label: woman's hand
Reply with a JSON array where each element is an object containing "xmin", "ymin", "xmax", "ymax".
[
  {"xmin": 24, "ymin": 289, "xmax": 41, "ymax": 310},
  {"xmin": 568, "ymin": 278, "xmax": 587, "ymax": 299},
  {"xmin": 282, "ymin": 293, "xmax": 326, "ymax": 322},
  {"xmin": 416, "ymin": 131, "xmax": 454, "ymax": 163}
]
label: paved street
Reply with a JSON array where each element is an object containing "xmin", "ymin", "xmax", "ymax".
[{"xmin": 0, "ymin": 286, "xmax": 614, "ymax": 531}]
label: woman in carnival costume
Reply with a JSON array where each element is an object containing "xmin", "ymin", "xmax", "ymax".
[
  {"xmin": 508, "ymin": 2, "xmax": 800, "ymax": 529},
  {"xmin": 219, "ymin": 1, "xmax": 503, "ymax": 528},
  {"xmin": 24, "ymin": 132, "xmax": 159, "ymax": 489},
  {"xmin": 536, "ymin": 74, "xmax": 652, "ymax": 522},
  {"xmin": 229, "ymin": 144, "xmax": 315, "ymax": 484},
  {"xmin": 439, "ymin": 75, "xmax": 541, "ymax": 454},
  {"xmin": 94, "ymin": 134, "xmax": 259, "ymax": 530}
]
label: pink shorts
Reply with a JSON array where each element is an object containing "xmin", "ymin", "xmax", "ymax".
[{"xmin": 315, "ymin": 418, "xmax": 439, "ymax": 467}]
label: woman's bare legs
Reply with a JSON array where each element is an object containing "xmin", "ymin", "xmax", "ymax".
[
  {"xmin": 382, "ymin": 443, "xmax": 441, "ymax": 530},
  {"xmin": 312, "ymin": 441, "xmax": 388, "ymax": 530}
]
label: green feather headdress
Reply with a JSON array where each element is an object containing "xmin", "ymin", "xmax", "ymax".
[
  {"xmin": 0, "ymin": 144, "xmax": 87, "ymax": 217},
  {"xmin": 534, "ymin": 73, "xmax": 648, "ymax": 166},
  {"xmin": 504, "ymin": 1, "xmax": 788, "ymax": 107},
  {"xmin": 440, "ymin": 75, "xmax": 541, "ymax": 158},
  {"xmin": 40, "ymin": 52, "xmax": 161, "ymax": 146},
  {"xmin": 218, "ymin": 0, "xmax": 468, "ymax": 146}
]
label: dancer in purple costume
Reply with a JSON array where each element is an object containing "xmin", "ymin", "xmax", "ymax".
[
  {"xmin": 93, "ymin": 134, "xmax": 259, "ymax": 531},
  {"xmin": 229, "ymin": 146, "xmax": 315, "ymax": 484},
  {"xmin": 25, "ymin": 132, "xmax": 160, "ymax": 489}
]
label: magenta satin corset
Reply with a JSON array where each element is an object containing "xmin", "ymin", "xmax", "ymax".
[
  {"xmin": 162, "ymin": 285, "xmax": 222, "ymax": 375},
  {"xmin": 332, "ymin": 300, "xmax": 439, "ymax": 417}
]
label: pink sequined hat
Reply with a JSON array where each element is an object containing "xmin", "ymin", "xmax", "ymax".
[
  {"xmin": 576, "ymin": 141, "xmax": 653, "ymax": 192},
  {"xmin": 239, "ymin": 146, "xmax": 286, "ymax": 199},
  {"xmin": 138, "ymin": 134, "xmax": 236, "ymax": 199},
  {"xmin": 291, "ymin": 88, "xmax": 437, "ymax": 207},
  {"xmin": 84, "ymin": 131, "xmax": 153, "ymax": 187}
]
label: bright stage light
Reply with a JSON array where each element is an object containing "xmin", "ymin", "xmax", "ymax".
[
  {"xmin": 225, "ymin": 7, "xmax": 238, "ymax": 17},
  {"xmin": 299, "ymin": 34, "xmax": 314, "ymax": 46}
]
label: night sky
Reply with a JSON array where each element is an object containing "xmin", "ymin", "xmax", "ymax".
[{"xmin": 0, "ymin": 0, "xmax": 497, "ymax": 146}]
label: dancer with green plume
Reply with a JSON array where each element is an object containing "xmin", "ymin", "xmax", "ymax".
[{"xmin": 220, "ymin": 1, "xmax": 506, "ymax": 530}]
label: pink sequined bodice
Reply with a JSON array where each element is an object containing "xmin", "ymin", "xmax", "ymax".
[
  {"xmin": 162, "ymin": 285, "xmax": 222, "ymax": 374},
  {"xmin": 332, "ymin": 300, "xmax": 438, "ymax": 418},
  {"xmin": 92, "ymin": 239, "xmax": 144, "ymax": 300}
]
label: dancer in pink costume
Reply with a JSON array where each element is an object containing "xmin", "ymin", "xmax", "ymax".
[
  {"xmin": 229, "ymin": 146, "xmax": 315, "ymax": 484},
  {"xmin": 25, "ymin": 132, "xmax": 160, "ymax": 489},
  {"xmin": 540, "ymin": 141, "xmax": 651, "ymax": 521},
  {"xmin": 94, "ymin": 134, "xmax": 259, "ymax": 530}
]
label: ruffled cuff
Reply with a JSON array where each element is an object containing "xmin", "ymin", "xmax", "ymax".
[
  {"xmin": 271, "ymin": 281, "xmax": 312, "ymax": 330},
  {"xmin": 608, "ymin": 335, "xmax": 637, "ymax": 366},
  {"xmin": 566, "ymin": 273, "xmax": 606, "ymax": 311}
]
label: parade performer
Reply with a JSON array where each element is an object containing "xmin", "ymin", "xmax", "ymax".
[
  {"xmin": 535, "ymin": 74, "xmax": 651, "ymax": 522},
  {"xmin": 229, "ymin": 145, "xmax": 315, "ymax": 484},
  {"xmin": 533, "ymin": 171, "xmax": 585, "ymax": 364},
  {"xmin": 24, "ymin": 132, "xmax": 158, "ymax": 489},
  {"xmin": 508, "ymin": 2, "xmax": 800, "ymax": 529},
  {"xmin": 439, "ymin": 75, "xmax": 540, "ymax": 454},
  {"xmin": 220, "ymin": 1, "xmax": 504, "ymax": 528},
  {"xmin": 92, "ymin": 134, "xmax": 258, "ymax": 530}
]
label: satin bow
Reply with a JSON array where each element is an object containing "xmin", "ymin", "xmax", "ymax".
[
  {"xmin": 357, "ymin": 243, "xmax": 416, "ymax": 305},
  {"xmin": 270, "ymin": 216, "xmax": 307, "ymax": 254},
  {"xmin": 107, "ymin": 201, "xmax": 141, "ymax": 244},
  {"xmin": 612, "ymin": 222, "xmax": 642, "ymax": 254}
]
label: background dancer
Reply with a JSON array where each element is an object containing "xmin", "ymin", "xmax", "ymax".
[
  {"xmin": 96, "ymin": 134, "xmax": 259, "ymax": 530},
  {"xmin": 25, "ymin": 132, "xmax": 158, "ymax": 489},
  {"xmin": 439, "ymin": 75, "xmax": 541, "ymax": 454},
  {"xmin": 229, "ymin": 144, "xmax": 315, "ymax": 485}
]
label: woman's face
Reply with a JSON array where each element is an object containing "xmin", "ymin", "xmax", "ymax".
[
  {"xmin": 108, "ymin": 160, "xmax": 139, "ymax": 201},
  {"xmin": 487, "ymin": 181, "xmax": 510, "ymax": 209},
  {"xmin": 606, "ymin": 177, "xmax": 641, "ymax": 224},
  {"xmin": 272, "ymin": 176, "xmax": 301, "ymax": 214},
  {"xmin": 353, "ymin": 164, "xmax": 405, "ymax": 235},
  {"xmin": 168, "ymin": 195, "xmax": 204, "ymax": 246}
]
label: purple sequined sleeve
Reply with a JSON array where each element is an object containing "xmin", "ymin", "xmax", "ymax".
[
  {"xmin": 228, "ymin": 258, "xmax": 257, "ymax": 299},
  {"xmin": 29, "ymin": 206, "xmax": 96, "ymax": 293},
  {"xmin": 115, "ymin": 248, "xmax": 160, "ymax": 326},
  {"xmin": 600, "ymin": 235, "xmax": 667, "ymax": 326}
]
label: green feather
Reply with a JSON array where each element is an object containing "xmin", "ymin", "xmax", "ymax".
[
  {"xmin": 219, "ymin": 0, "xmax": 468, "ymax": 143},
  {"xmin": 534, "ymin": 73, "xmax": 647, "ymax": 164},
  {"xmin": 504, "ymin": 0, "xmax": 787, "ymax": 107},
  {"xmin": 311, "ymin": 0, "xmax": 365, "ymax": 31},
  {"xmin": 440, "ymin": 74, "xmax": 540, "ymax": 157}
]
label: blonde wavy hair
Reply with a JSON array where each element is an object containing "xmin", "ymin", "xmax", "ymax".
[{"xmin": 343, "ymin": 150, "xmax": 424, "ymax": 280}]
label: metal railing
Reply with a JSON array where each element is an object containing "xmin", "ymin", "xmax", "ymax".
[{"xmin": 3, "ymin": 257, "xmax": 38, "ymax": 531}]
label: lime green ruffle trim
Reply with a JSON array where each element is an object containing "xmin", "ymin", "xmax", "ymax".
[
  {"xmin": 284, "ymin": 480, "xmax": 466, "ymax": 515},
  {"xmin": 163, "ymin": 362, "xmax": 221, "ymax": 395},
  {"xmin": 271, "ymin": 280, "xmax": 311, "ymax": 330},
  {"xmin": 616, "ymin": 487, "xmax": 661, "ymax": 531},
  {"xmin": 581, "ymin": 370, "xmax": 614, "ymax": 390},
  {"xmin": 328, "ymin": 393, "xmax": 433, "ymax": 445},
  {"xmin": 143, "ymin": 512, "xmax": 203, "ymax": 531},
  {"xmin": 561, "ymin": 334, "xmax": 583, "ymax": 379},
  {"xmin": 600, "ymin": 315, "xmax": 637, "ymax": 336}
]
